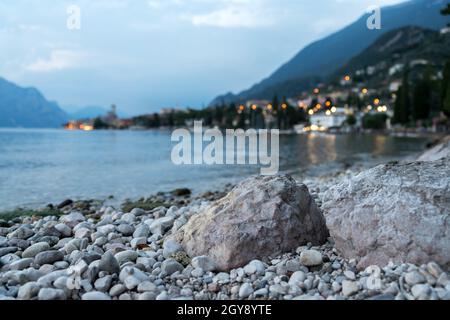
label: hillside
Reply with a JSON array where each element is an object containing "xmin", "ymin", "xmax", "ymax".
[
  {"xmin": 211, "ymin": 0, "xmax": 450, "ymax": 105},
  {"xmin": 0, "ymin": 77, "xmax": 68, "ymax": 128},
  {"xmin": 332, "ymin": 26, "xmax": 450, "ymax": 87}
]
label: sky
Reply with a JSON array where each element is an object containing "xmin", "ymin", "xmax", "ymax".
[{"xmin": 0, "ymin": 0, "xmax": 405, "ymax": 115}]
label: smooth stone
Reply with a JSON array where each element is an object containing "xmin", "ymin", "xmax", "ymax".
[
  {"xmin": 54, "ymin": 224, "xmax": 72, "ymax": 238},
  {"xmin": 161, "ymin": 258, "xmax": 184, "ymax": 276},
  {"xmin": 117, "ymin": 224, "xmax": 134, "ymax": 236},
  {"xmin": 94, "ymin": 276, "xmax": 112, "ymax": 292},
  {"xmin": 239, "ymin": 283, "xmax": 253, "ymax": 299},
  {"xmin": 9, "ymin": 258, "xmax": 34, "ymax": 271},
  {"xmin": 139, "ymin": 292, "xmax": 157, "ymax": 300},
  {"xmin": 342, "ymin": 280, "xmax": 359, "ymax": 297},
  {"xmin": 35, "ymin": 250, "xmax": 64, "ymax": 266},
  {"xmin": 137, "ymin": 281, "xmax": 157, "ymax": 292},
  {"xmin": 17, "ymin": 282, "xmax": 40, "ymax": 300},
  {"xmin": 300, "ymin": 250, "xmax": 323, "ymax": 267},
  {"xmin": 38, "ymin": 288, "xmax": 66, "ymax": 300},
  {"xmin": 130, "ymin": 237, "xmax": 147, "ymax": 249},
  {"xmin": 149, "ymin": 217, "xmax": 174, "ymax": 235},
  {"xmin": 405, "ymin": 271, "xmax": 427, "ymax": 286},
  {"xmin": 411, "ymin": 284, "xmax": 431, "ymax": 300},
  {"xmin": 109, "ymin": 284, "xmax": 126, "ymax": 297},
  {"xmin": 243, "ymin": 260, "xmax": 265, "ymax": 275},
  {"xmin": 22, "ymin": 242, "xmax": 51, "ymax": 258},
  {"xmin": 115, "ymin": 250, "xmax": 138, "ymax": 265},
  {"xmin": 133, "ymin": 224, "xmax": 150, "ymax": 238},
  {"xmin": 344, "ymin": 270, "xmax": 356, "ymax": 280},
  {"xmin": 82, "ymin": 292, "xmax": 111, "ymax": 300},
  {"xmin": 289, "ymin": 271, "xmax": 307, "ymax": 285},
  {"xmin": 191, "ymin": 256, "xmax": 217, "ymax": 272},
  {"xmin": 162, "ymin": 239, "xmax": 183, "ymax": 258}
]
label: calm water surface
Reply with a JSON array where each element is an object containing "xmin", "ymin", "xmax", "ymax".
[{"xmin": 0, "ymin": 129, "xmax": 430, "ymax": 211}]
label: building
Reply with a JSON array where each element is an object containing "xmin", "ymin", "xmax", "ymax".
[{"xmin": 308, "ymin": 107, "xmax": 348, "ymax": 131}]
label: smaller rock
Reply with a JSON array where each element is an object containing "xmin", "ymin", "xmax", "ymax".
[
  {"xmin": 405, "ymin": 271, "xmax": 426, "ymax": 286},
  {"xmin": 99, "ymin": 252, "xmax": 120, "ymax": 274},
  {"xmin": 115, "ymin": 250, "xmax": 138, "ymax": 265},
  {"xmin": 17, "ymin": 282, "xmax": 40, "ymax": 300},
  {"xmin": 82, "ymin": 292, "xmax": 111, "ymax": 300},
  {"xmin": 289, "ymin": 271, "xmax": 306, "ymax": 286},
  {"xmin": 239, "ymin": 283, "xmax": 253, "ymax": 299},
  {"xmin": 191, "ymin": 256, "xmax": 217, "ymax": 272},
  {"xmin": 94, "ymin": 276, "xmax": 112, "ymax": 292},
  {"xmin": 243, "ymin": 260, "xmax": 265, "ymax": 275},
  {"xmin": 163, "ymin": 239, "xmax": 183, "ymax": 258},
  {"xmin": 342, "ymin": 280, "xmax": 359, "ymax": 297},
  {"xmin": 411, "ymin": 284, "xmax": 431, "ymax": 300},
  {"xmin": 300, "ymin": 250, "xmax": 323, "ymax": 267},
  {"xmin": 161, "ymin": 258, "xmax": 184, "ymax": 276},
  {"xmin": 38, "ymin": 288, "xmax": 66, "ymax": 300},
  {"xmin": 35, "ymin": 250, "xmax": 64, "ymax": 266}
]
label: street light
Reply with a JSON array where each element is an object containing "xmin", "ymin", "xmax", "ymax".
[{"xmin": 308, "ymin": 110, "xmax": 314, "ymax": 115}]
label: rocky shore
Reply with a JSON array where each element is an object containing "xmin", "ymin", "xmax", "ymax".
[{"xmin": 0, "ymin": 137, "xmax": 449, "ymax": 301}]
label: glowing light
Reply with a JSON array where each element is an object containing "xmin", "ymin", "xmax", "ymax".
[
  {"xmin": 344, "ymin": 75, "xmax": 351, "ymax": 81},
  {"xmin": 239, "ymin": 105, "xmax": 245, "ymax": 111},
  {"xmin": 325, "ymin": 101, "xmax": 331, "ymax": 107},
  {"xmin": 367, "ymin": 105, "xmax": 373, "ymax": 111},
  {"xmin": 313, "ymin": 88, "xmax": 320, "ymax": 94},
  {"xmin": 281, "ymin": 103, "xmax": 287, "ymax": 110},
  {"xmin": 374, "ymin": 98, "xmax": 380, "ymax": 105},
  {"xmin": 267, "ymin": 104, "xmax": 273, "ymax": 110},
  {"xmin": 362, "ymin": 88, "xmax": 368, "ymax": 94},
  {"xmin": 251, "ymin": 104, "xmax": 257, "ymax": 111},
  {"xmin": 308, "ymin": 110, "xmax": 314, "ymax": 115},
  {"xmin": 326, "ymin": 110, "xmax": 332, "ymax": 116},
  {"xmin": 331, "ymin": 107, "xmax": 337, "ymax": 113},
  {"xmin": 311, "ymin": 125, "xmax": 319, "ymax": 131},
  {"xmin": 315, "ymin": 103, "xmax": 322, "ymax": 109},
  {"xmin": 80, "ymin": 124, "xmax": 94, "ymax": 131}
]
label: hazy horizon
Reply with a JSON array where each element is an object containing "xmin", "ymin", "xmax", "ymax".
[{"xmin": 1, "ymin": 0, "xmax": 405, "ymax": 116}]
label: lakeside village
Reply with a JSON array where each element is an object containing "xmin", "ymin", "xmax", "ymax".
[{"xmin": 64, "ymin": 59, "xmax": 450, "ymax": 136}]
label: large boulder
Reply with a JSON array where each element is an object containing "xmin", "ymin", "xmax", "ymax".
[
  {"xmin": 172, "ymin": 175, "xmax": 329, "ymax": 271},
  {"xmin": 322, "ymin": 158, "xmax": 450, "ymax": 270},
  {"xmin": 418, "ymin": 136, "xmax": 450, "ymax": 161}
]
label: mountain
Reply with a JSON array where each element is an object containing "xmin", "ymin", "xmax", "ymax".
[
  {"xmin": 0, "ymin": 77, "xmax": 68, "ymax": 128},
  {"xmin": 211, "ymin": 0, "xmax": 450, "ymax": 105},
  {"xmin": 332, "ymin": 26, "xmax": 450, "ymax": 82}
]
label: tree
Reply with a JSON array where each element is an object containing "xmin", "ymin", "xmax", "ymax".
[
  {"xmin": 442, "ymin": 60, "xmax": 450, "ymax": 117},
  {"xmin": 346, "ymin": 114, "xmax": 357, "ymax": 126},
  {"xmin": 393, "ymin": 69, "xmax": 411, "ymax": 125},
  {"xmin": 272, "ymin": 95, "xmax": 280, "ymax": 129},
  {"xmin": 93, "ymin": 117, "xmax": 108, "ymax": 129},
  {"xmin": 442, "ymin": 3, "xmax": 450, "ymax": 26},
  {"xmin": 412, "ymin": 71, "xmax": 432, "ymax": 121}
]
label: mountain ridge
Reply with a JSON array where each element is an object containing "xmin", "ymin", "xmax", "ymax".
[
  {"xmin": 0, "ymin": 77, "xmax": 68, "ymax": 128},
  {"xmin": 210, "ymin": 0, "xmax": 450, "ymax": 105}
]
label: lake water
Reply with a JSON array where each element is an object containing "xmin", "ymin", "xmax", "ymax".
[{"xmin": 0, "ymin": 128, "xmax": 431, "ymax": 211}]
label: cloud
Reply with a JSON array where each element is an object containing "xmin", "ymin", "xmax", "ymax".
[
  {"xmin": 25, "ymin": 50, "xmax": 84, "ymax": 72},
  {"xmin": 187, "ymin": 3, "xmax": 273, "ymax": 28}
]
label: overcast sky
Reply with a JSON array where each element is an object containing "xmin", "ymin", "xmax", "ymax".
[{"xmin": 0, "ymin": 0, "xmax": 405, "ymax": 114}]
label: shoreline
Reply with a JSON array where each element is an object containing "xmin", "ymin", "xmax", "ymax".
[{"xmin": 0, "ymin": 137, "xmax": 449, "ymax": 301}]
